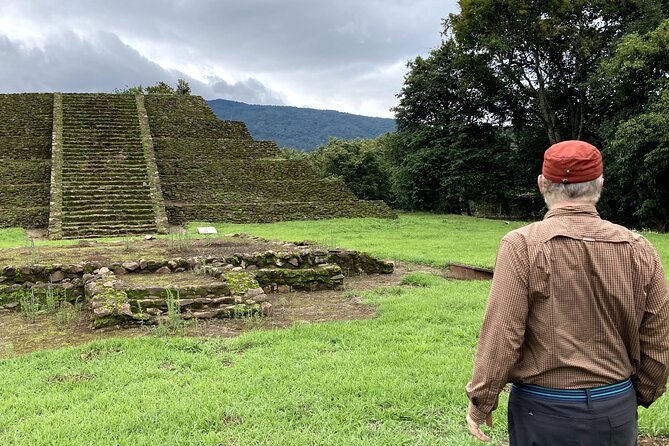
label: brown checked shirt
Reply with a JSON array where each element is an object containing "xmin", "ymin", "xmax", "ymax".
[{"xmin": 466, "ymin": 204, "xmax": 669, "ymax": 424}]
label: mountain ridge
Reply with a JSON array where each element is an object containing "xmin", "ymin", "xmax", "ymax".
[{"xmin": 207, "ymin": 99, "xmax": 396, "ymax": 152}]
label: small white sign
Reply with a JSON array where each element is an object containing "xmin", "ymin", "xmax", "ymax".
[{"xmin": 196, "ymin": 227, "xmax": 218, "ymax": 234}]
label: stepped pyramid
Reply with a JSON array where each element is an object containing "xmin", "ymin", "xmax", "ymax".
[{"xmin": 0, "ymin": 93, "xmax": 394, "ymax": 239}]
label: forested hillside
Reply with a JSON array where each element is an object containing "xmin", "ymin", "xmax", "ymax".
[{"xmin": 207, "ymin": 99, "xmax": 395, "ymax": 152}]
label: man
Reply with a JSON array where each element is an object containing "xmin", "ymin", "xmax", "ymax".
[{"xmin": 465, "ymin": 140, "xmax": 669, "ymax": 445}]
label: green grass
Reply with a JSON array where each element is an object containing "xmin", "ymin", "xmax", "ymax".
[
  {"xmin": 0, "ymin": 214, "xmax": 668, "ymax": 445},
  {"xmin": 0, "ymin": 275, "xmax": 666, "ymax": 445},
  {"xmin": 188, "ymin": 213, "xmax": 669, "ymax": 272},
  {"xmin": 0, "ymin": 228, "xmax": 30, "ymax": 249},
  {"xmin": 188, "ymin": 213, "xmax": 528, "ymax": 268},
  {"xmin": 0, "ymin": 279, "xmax": 501, "ymax": 445}
]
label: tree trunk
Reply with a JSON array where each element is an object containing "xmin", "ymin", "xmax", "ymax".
[{"xmin": 534, "ymin": 52, "xmax": 561, "ymax": 144}]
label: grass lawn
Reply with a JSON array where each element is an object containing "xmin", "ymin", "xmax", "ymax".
[
  {"xmin": 0, "ymin": 213, "xmax": 668, "ymax": 445},
  {"xmin": 188, "ymin": 213, "xmax": 529, "ymax": 269},
  {"xmin": 188, "ymin": 212, "xmax": 669, "ymax": 274}
]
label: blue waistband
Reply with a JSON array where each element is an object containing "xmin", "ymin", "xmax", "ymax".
[{"xmin": 512, "ymin": 378, "xmax": 634, "ymax": 402}]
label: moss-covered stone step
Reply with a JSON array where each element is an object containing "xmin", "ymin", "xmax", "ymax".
[
  {"xmin": 0, "ymin": 93, "xmax": 53, "ymax": 137},
  {"xmin": 62, "ymin": 188, "xmax": 152, "ymax": 197},
  {"xmin": 61, "ymin": 222, "xmax": 157, "ymax": 231},
  {"xmin": 166, "ymin": 199, "xmax": 396, "ymax": 224},
  {"xmin": 61, "ymin": 225, "xmax": 157, "ymax": 239},
  {"xmin": 0, "ymin": 137, "xmax": 52, "ymax": 158},
  {"xmin": 61, "ymin": 208, "xmax": 154, "ymax": 217},
  {"xmin": 0, "ymin": 207, "xmax": 49, "ymax": 228},
  {"xmin": 61, "ymin": 145, "xmax": 145, "ymax": 152},
  {"xmin": 61, "ymin": 159, "xmax": 146, "ymax": 167},
  {"xmin": 145, "ymin": 96, "xmax": 252, "ymax": 139},
  {"xmin": 62, "ymin": 215, "xmax": 156, "ymax": 225},
  {"xmin": 157, "ymin": 159, "xmax": 320, "ymax": 182},
  {"xmin": 62, "ymin": 205, "xmax": 155, "ymax": 214},
  {"xmin": 61, "ymin": 208, "xmax": 155, "ymax": 218},
  {"xmin": 62, "ymin": 148, "xmax": 142, "ymax": 155},
  {"xmin": 60, "ymin": 199, "xmax": 154, "ymax": 208},
  {"xmin": 61, "ymin": 209, "xmax": 155, "ymax": 218},
  {"xmin": 254, "ymin": 264, "xmax": 345, "ymax": 291},
  {"xmin": 153, "ymin": 138, "xmax": 282, "ymax": 159},
  {"xmin": 62, "ymin": 190, "xmax": 152, "ymax": 199},
  {"xmin": 62, "ymin": 118, "xmax": 139, "ymax": 124},
  {"xmin": 62, "ymin": 135, "xmax": 142, "ymax": 142},
  {"xmin": 62, "ymin": 158, "xmax": 146, "ymax": 166},
  {"xmin": 62, "ymin": 124, "xmax": 138, "ymax": 130},
  {"xmin": 61, "ymin": 217, "xmax": 154, "ymax": 226},
  {"xmin": 62, "ymin": 162, "xmax": 146, "ymax": 169},
  {"xmin": 61, "ymin": 183, "xmax": 152, "ymax": 191},
  {"xmin": 162, "ymin": 179, "xmax": 358, "ymax": 203},
  {"xmin": 62, "ymin": 180, "xmax": 153, "ymax": 188},
  {"xmin": 62, "ymin": 165, "xmax": 149, "ymax": 173},
  {"xmin": 0, "ymin": 184, "xmax": 50, "ymax": 207},
  {"xmin": 0, "ymin": 160, "xmax": 51, "ymax": 185},
  {"xmin": 62, "ymin": 131, "xmax": 141, "ymax": 140}
]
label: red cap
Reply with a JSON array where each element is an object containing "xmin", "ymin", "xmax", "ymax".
[{"xmin": 542, "ymin": 140, "xmax": 603, "ymax": 184}]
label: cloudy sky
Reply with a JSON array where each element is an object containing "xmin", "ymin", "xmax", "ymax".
[{"xmin": 0, "ymin": 0, "xmax": 458, "ymax": 118}]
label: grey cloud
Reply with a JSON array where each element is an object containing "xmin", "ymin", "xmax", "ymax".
[
  {"xmin": 211, "ymin": 78, "xmax": 284, "ymax": 105},
  {"xmin": 3, "ymin": 0, "xmax": 452, "ymax": 70},
  {"xmin": 0, "ymin": 0, "xmax": 458, "ymax": 116},
  {"xmin": 0, "ymin": 31, "xmax": 179, "ymax": 93},
  {"xmin": 0, "ymin": 30, "xmax": 280, "ymax": 105}
]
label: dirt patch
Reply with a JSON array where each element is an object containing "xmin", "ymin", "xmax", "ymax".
[{"xmin": 639, "ymin": 437, "xmax": 669, "ymax": 445}]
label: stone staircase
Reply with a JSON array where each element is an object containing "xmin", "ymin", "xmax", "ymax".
[{"xmin": 57, "ymin": 94, "xmax": 159, "ymax": 238}]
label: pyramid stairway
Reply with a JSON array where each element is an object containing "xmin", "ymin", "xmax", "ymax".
[{"xmin": 56, "ymin": 94, "xmax": 160, "ymax": 238}]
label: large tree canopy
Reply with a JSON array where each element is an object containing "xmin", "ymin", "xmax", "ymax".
[
  {"xmin": 451, "ymin": 0, "xmax": 666, "ymax": 144},
  {"xmin": 381, "ymin": 1, "xmax": 669, "ymax": 229}
]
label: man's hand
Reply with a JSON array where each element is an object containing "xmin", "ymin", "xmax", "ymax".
[{"xmin": 466, "ymin": 413, "xmax": 493, "ymax": 442}]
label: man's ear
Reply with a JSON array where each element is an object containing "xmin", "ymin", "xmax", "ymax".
[{"xmin": 537, "ymin": 174, "xmax": 544, "ymax": 194}]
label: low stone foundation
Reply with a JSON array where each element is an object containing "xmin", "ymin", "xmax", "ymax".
[{"xmin": 0, "ymin": 245, "xmax": 394, "ymax": 328}]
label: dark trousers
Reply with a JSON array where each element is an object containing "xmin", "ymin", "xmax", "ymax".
[{"xmin": 508, "ymin": 385, "xmax": 638, "ymax": 446}]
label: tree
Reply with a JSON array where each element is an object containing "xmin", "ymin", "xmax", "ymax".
[
  {"xmin": 387, "ymin": 2, "xmax": 669, "ymax": 223},
  {"xmin": 113, "ymin": 84, "xmax": 145, "ymax": 95},
  {"xmin": 595, "ymin": 19, "xmax": 669, "ymax": 140},
  {"xmin": 114, "ymin": 79, "xmax": 191, "ymax": 96},
  {"xmin": 145, "ymin": 81, "xmax": 176, "ymax": 95},
  {"xmin": 309, "ymin": 137, "xmax": 393, "ymax": 202},
  {"xmin": 390, "ymin": 36, "xmax": 531, "ymax": 214},
  {"xmin": 450, "ymin": 0, "xmax": 666, "ymax": 144},
  {"xmin": 603, "ymin": 87, "xmax": 669, "ymax": 231},
  {"xmin": 176, "ymin": 79, "xmax": 191, "ymax": 95},
  {"xmin": 596, "ymin": 19, "xmax": 669, "ymax": 231}
]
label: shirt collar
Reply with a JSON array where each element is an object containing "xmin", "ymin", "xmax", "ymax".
[{"xmin": 544, "ymin": 204, "xmax": 600, "ymax": 221}]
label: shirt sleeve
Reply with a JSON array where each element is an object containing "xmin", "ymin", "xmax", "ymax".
[
  {"xmin": 466, "ymin": 237, "xmax": 529, "ymax": 424},
  {"xmin": 635, "ymin": 250, "xmax": 669, "ymax": 407}
]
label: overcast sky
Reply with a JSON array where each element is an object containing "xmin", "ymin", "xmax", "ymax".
[{"xmin": 0, "ymin": 0, "xmax": 458, "ymax": 118}]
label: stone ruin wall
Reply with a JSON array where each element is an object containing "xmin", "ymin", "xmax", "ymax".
[{"xmin": 0, "ymin": 246, "xmax": 394, "ymax": 328}]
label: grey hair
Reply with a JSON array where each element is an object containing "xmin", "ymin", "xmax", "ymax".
[{"xmin": 541, "ymin": 175, "xmax": 604, "ymax": 208}]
